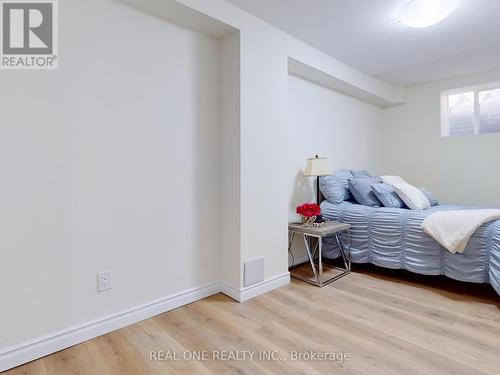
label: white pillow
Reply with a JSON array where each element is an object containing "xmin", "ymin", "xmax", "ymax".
[
  {"xmin": 381, "ymin": 175, "xmax": 407, "ymax": 185},
  {"xmin": 393, "ymin": 182, "xmax": 431, "ymax": 210}
]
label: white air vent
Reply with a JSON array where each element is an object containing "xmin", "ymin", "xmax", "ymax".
[{"xmin": 244, "ymin": 257, "xmax": 264, "ymax": 287}]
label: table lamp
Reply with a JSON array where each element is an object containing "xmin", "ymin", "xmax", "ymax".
[{"xmin": 303, "ymin": 155, "xmax": 332, "ymax": 204}]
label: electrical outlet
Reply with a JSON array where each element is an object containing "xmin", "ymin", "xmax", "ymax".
[{"xmin": 97, "ymin": 270, "xmax": 112, "ymax": 292}]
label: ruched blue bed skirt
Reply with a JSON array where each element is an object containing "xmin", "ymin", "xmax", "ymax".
[{"xmin": 320, "ymin": 201, "xmax": 500, "ymax": 296}]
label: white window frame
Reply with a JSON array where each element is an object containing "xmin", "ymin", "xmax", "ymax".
[{"xmin": 440, "ymin": 81, "xmax": 500, "ymax": 137}]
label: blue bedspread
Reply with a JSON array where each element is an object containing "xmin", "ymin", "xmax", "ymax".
[{"xmin": 321, "ymin": 201, "xmax": 500, "ymax": 296}]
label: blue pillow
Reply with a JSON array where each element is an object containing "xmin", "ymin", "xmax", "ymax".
[
  {"xmin": 319, "ymin": 169, "xmax": 353, "ymax": 204},
  {"xmin": 419, "ymin": 188, "xmax": 439, "ymax": 206},
  {"xmin": 349, "ymin": 177, "xmax": 382, "ymax": 207},
  {"xmin": 351, "ymin": 170, "xmax": 372, "ymax": 178},
  {"xmin": 371, "ymin": 183, "xmax": 406, "ymax": 208}
]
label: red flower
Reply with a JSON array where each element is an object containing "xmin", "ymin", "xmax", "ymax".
[{"xmin": 296, "ymin": 203, "xmax": 321, "ymax": 217}]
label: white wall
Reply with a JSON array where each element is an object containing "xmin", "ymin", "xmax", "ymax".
[
  {"xmin": 383, "ymin": 69, "xmax": 500, "ymax": 207},
  {"xmin": 1, "ymin": 0, "xmax": 407, "ymax": 367},
  {"xmin": 238, "ymin": 21, "xmax": 290, "ymax": 287},
  {"xmin": 288, "ymin": 75, "xmax": 384, "ymax": 221},
  {"xmin": 0, "ymin": 0, "xmax": 222, "ymax": 349},
  {"xmin": 287, "ymin": 75, "xmax": 384, "ymax": 260},
  {"xmin": 174, "ymin": 0, "xmax": 402, "ymax": 289},
  {"xmin": 220, "ymin": 31, "xmax": 241, "ymax": 291}
]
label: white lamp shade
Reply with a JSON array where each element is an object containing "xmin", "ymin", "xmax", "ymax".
[{"xmin": 303, "ymin": 156, "xmax": 331, "ymax": 176}]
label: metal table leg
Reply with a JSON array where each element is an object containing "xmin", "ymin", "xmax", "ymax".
[
  {"xmin": 303, "ymin": 235, "xmax": 320, "ymax": 285},
  {"xmin": 318, "ymin": 235, "xmax": 323, "ymax": 281},
  {"xmin": 335, "ymin": 230, "xmax": 351, "ymax": 273},
  {"xmin": 288, "ymin": 231, "xmax": 296, "ymax": 267}
]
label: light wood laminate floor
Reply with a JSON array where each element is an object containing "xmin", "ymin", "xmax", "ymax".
[{"xmin": 5, "ymin": 265, "xmax": 500, "ymax": 375}]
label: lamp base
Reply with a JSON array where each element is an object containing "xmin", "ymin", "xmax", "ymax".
[{"xmin": 316, "ymin": 176, "xmax": 322, "ymax": 204}]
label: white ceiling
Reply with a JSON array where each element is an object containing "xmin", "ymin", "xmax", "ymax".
[{"xmin": 227, "ymin": 0, "xmax": 500, "ymax": 86}]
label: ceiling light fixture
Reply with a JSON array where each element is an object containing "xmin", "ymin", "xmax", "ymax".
[{"xmin": 398, "ymin": 0, "xmax": 459, "ymax": 28}]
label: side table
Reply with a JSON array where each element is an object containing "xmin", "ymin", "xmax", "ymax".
[{"xmin": 288, "ymin": 221, "xmax": 351, "ymax": 287}]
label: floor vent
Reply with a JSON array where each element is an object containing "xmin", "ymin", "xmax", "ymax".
[{"xmin": 244, "ymin": 257, "xmax": 264, "ymax": 287}]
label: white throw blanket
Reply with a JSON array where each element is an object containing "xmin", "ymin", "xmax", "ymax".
[{"xmin": 421, "ymin": 209, "xmax": 500, "ymax": 253}]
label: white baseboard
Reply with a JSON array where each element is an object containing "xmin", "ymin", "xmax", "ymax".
[
  {"xmin": 239, "ymin": 272, "xmax": 290, "ymax": 302},
  {"xmin": 0, "ymin": 282, "xmax": 219, "ymax": 372},
  {"xmin": 219, "ymin": 272, "xmax": 290, "ymax": 302},
  {"xmin": 219, "ymin": 282, "xmax": 242, "ymax": 302},
  {"xmin": 0, "ymin": 274, "xmax": 290, "ymax": 372}
]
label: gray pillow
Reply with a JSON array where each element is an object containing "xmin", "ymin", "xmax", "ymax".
[
  {"xmin": 419, "ymin": 187, "xmax": 439, "ymax": 206},
  {"xmin": 319, "ymin": 169, "xmax": 353, "ymax": 204},
  {"xmin": 349, "ymin": 177, "xmax": 382, "ymax": 207},
  {"xmin": 371, "ymin": 183, "xmax": 406, "ymax": 208}
]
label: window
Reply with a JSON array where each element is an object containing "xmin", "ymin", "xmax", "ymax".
[
  {"xmin": 479, "ymin": 88, "xmax": 500, "ymax": 134},
  {"xmin": 440, "ymin": 83, "xmax": 500, "ymax": 137}
]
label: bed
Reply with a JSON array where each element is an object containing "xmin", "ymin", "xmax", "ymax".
[{"xmin": 320, "ymin": 200, "xmax": 500, "ymax": 296}]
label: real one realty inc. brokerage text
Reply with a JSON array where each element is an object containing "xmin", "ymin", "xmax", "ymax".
[{"xmin": 150, "ymin": 350, "xmax": 351, "ymax": 362}]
